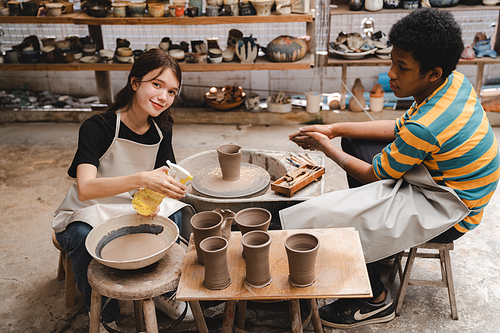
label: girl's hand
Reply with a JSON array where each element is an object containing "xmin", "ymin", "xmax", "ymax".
[{"xmin": 144, "ymin": 166, "xmax": 186, "ymax": 200}]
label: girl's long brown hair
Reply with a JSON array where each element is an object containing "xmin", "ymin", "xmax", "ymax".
[{"xmin": 106, "ymin": 48, "xmax": 182, "ymax": 128}]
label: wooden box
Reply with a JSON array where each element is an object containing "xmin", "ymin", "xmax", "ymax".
[{"xmin": 271, "ymin": 164, "xmax": 325, "ymax": 197}]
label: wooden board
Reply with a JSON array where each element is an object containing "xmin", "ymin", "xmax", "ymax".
[
  {"xmin": 271, "ymin": 164, "xmax": 325, "ymax": 197},
  {"xmin": 176, "ymin": 228, "xmax": 372, "ymax": 301}
]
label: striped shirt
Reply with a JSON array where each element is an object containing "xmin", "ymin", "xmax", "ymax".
[{"xmin": 372, "ymin": 71, "xmax": 500, "ymax": 233}]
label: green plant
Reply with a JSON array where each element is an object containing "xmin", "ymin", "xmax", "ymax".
[{"xmin": 12, "ymin": 83, "xmax": 30, "ymax": 108}]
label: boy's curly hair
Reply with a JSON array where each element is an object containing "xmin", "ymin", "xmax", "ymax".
[{"xmin": 388, "ymin": 8, "xmax": 464, "ymax": 78}]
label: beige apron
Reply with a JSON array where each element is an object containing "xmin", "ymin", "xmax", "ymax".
[
  {"xmin": 279, "ymin": 164, "xmax": 471, "ymax": 263},
  {"xmin": 53, "ymin": 111, "xmax": 194, "ymax": 238}
]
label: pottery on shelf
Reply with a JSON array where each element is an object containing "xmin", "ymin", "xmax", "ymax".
[
  {"xmin": 217, "ymin": 144, "xmax": 242, "ymax": 181},
  {"xmin": 285, "ymin": 233, "xmax": 319, "ymax": 287},
  {"xmin": 250, "ymin": 0, "xmax": 273, "ymax": 16},
  {"xmin": 349, "ymin": 78, "xmax": 366, "ymax": 112},
  {"xmin": 241, "ymin": 230, "xmax": 272, "ymax": 288},
  {"xmin": 266, "ymin": 35, "xmax": 308, "ymax": 62},
  {"xmin": 200, "ymin": 236, "xmax": 232, "ymax": 290},
  {"xmin": 365, "ymin": 0, "xmax": 383, "ymax": 10},
  {"xmin": 190, "ymin": 210, "xmax": 224, "ymax": 265},
  {"xmin": 234, "ymin": 207, "xmax": 271, "ymax": 235},
  {"xmin": 235, "ymin": 36, "xmax": 259, "ymax": 64}
]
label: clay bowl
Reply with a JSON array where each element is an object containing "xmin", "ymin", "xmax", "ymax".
[
  {"xmin": 117, "ymin": 47, "xmax": 133, "ymax": 57},
  {"xmin": 85, "ymin": 213, "xmax": 179, "ymax": 270},
  {"xmin": 206, "ymin": 96, "xmax": 245, "ymax": 110},
  {"xmin": 235, "ymin": 207, "xmax": 272, "ymax": 235}
]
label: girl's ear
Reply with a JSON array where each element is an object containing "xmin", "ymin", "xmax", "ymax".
[{"xmin": 131, "ymin": 77, "xmax": 139, "ymax": 91}]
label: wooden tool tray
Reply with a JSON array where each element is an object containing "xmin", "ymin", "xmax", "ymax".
[{"xmin": 271, "ymin": 164, "xmax": 325, "ymax": 197}]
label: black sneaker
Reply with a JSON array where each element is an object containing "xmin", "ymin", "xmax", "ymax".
[{"xmin": 319, "ymin": 289, "xmax": 395, "ymax": 329}]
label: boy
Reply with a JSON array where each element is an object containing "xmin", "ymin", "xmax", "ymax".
[{"xmin": 288, "ymin": 8, "xmax": 499, "ymax": 328}]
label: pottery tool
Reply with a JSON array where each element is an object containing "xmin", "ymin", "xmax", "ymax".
[
  {"xmin": 290, "ymin": 154, "xmax": 308, "ymax": 166},
  {"xmin": 299, "ymin": 153, "xmax": 318, "ymax": 166},
  {"xmin": 286, "ymin": 157, "xmax": 302, "ymax": 168},
  {"xmin": 271, "ymin": 164, "xmax": 325, "ymax": 197}
]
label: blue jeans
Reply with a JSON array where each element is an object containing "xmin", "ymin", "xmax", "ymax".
[{"xmin": 55, "ymin": 210, "xmax": 183, "ymax": 323}]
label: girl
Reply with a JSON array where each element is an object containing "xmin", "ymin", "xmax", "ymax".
[{"xmin": 53, "ymin": 49, "xmax": 194, "ymax": 326}]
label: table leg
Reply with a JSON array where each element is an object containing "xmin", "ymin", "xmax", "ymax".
[
  {"xmin": 222, "ymin": 300, "xmax": 237, "ymax": 333},
  {"xmin": 189, "ymin": 301, "xmax": 209, "ymax": 333},
  {"xmin": 309, "ymin": 299, "xmax": 324, "ymax": 333},
  {"xmin": 237, "ymin": 300, "xmax": 247, "ymax": 330},
  {"xmin": 134, "ymin": 300, "xmax": 145, "ymax": 332},
  {"xmin": 143, "ymin": 298, "xmax": 159, "ymax": 333},
  {"xmin": 289, "ymin": 299, "xmax": 303, "ymax": 333},
  {"xmin": 89, "ymin": 289, "xmax": 102, "ymax": 333}
]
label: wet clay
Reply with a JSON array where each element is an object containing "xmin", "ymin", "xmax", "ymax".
[
  {"xmin": 199, "ymin": 236, "xmax": 232, "ymax": 290},
  {"xmin": 190, "ymin": 211, "xmax": 223, "ymax": 265},
  {"xmin": 235, "ymin": 207, "xmax": 272, "ymax": 235},
  {"xmin": 100, "ymin": 233, "xmax": 167, "ymax": 262},
  {"xmin": 285, "ymin": 233, "xmax": 320, "ymax": 287},
  {"xmin": 217, "ymin": 144, "xmax": 242, "ymax": 181},
  {"xmin": 212, "ymin": 208, "xmax": 235, "ymax": 240},
  {"xmin": 241, "ymin": 230, "xmax": 272, "ymax": 288}
]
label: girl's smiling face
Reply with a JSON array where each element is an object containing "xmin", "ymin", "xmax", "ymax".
[
  {"xmin": 131, "ymin": 67, "xmax": 179, "ymax": 117},
  {"xmin": 388, "ymin": 46, "xmax": 444, "ymax": 105}
]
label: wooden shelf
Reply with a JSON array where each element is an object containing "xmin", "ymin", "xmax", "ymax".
[
  {"xmin": 0, "ymin": 12, "xmax": 80, "ymax": 24},
  {"xmin": 0, "ymin": 54, "xmax": 313, "ymax": 72},
  {"xmin": 327, "ymin": 54, "xmax": 500, "ymax": 67},
  {"xmin": 72, "ymin": 12, "xmax": 314, "ymax": 25},
  {"xmin": 330, "ymin": 3, "xmax": 500, "ymax": 15}
]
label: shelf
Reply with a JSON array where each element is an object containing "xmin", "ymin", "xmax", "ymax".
[
  {"xmin": 327, "ymin": 54, "xmax": 500, "ymax": 67},
  {"xmin": 0, "ymin": 12, "xmax": 80, "ymax": 24},
  {"xmin": 73, "ymin": 12, "xmax": 314, "ymax": 25},
  {"xmin": 330, "ymin": 3, "xmax": 500, "ymax": 15},
  {"xmin": 0, "ymin": 54, "xmax": 313, "ymax": 72}
]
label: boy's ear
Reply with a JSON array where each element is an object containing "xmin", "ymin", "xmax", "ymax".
[{"xmin": 427, "ymin": 67, "xmax": 443, "ymax": 83}]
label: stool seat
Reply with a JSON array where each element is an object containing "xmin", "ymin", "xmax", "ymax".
[{"xmin": 88, "ymin": 243, "xmax": 185, "ymax": 333}]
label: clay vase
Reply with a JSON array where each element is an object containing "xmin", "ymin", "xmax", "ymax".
[
  {"xmin": 234, "ymin": 207, "xmax": 271, "ymax": 236},
  {"xmin": 285, "ymin": 233, "xmax": 319, "ymax": 287},
  {"xmin": 349, "ymin": 78, "xmax": 366, "ymax": 112},
  {"xmin": 199, "ymin": 236, "xmax": 232, "ymax": 290},
  {"xmin": 217, "ymin": 144, "xmax": 242, "ymax": 181},
  {"xmin": 235, "ymin": 36, "xmax": 259, "ymax": 64},
  {"xmin": 190, "ymin": 211, "xmax": 224, "ymax": 265},
  {"xmin": 241, "ymin": 230, "xmax": 272, "ymax": 288},
  {"xmin": 212, "ymin": 208, "xmax": 235, "ymax": 240},
  {"xmin": 266, "ymin": 35, "xmax": 307, "ymax": 63}
]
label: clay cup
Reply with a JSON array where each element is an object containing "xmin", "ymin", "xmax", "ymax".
[
  {"xmin": 148, "ymin": 3, "xmax": 164, "ymax": 17},
  {"xmin": 199, "ymin": 236, "xmax": 232, "ymax": 290},
  {"xmin": 241, "ymin": 230, "xmax": 272, "ymax": 288},
  {"xmin": 285, "ymin": 233, "xmax": 319, "ymax": 287},
  {"xmin": 234, "ymin": 207, "xmax": 271, "ymax": 235},
  {"xmin": 217, "ymin": 144, "xmax": 242, "ymax": 181},
  {"xmin": 190, "ymin": 211, "xmax": 223, "ymax": 265}
]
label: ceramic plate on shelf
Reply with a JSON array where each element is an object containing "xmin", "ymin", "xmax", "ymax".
[
  {"xmin": 329, "ymin": 48, "xmax": 376, "ymax": 60},
  {"xmin": 80, "ymin": 56, "xmax": 99, "ymax": 64}
]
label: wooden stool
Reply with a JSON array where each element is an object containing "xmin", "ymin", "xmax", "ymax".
[
  {"xmin": 51, "ymin": 231, "xmax": 76, "ymax": 308},
  {"xmin": 389, "ymin": 242, "xmax": 458, "ymax": 320},
  {"xmin": 88, "ymin": 243, "xmax": 184, "ymax": 333}
]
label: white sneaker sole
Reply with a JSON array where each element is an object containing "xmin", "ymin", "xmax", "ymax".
[{"xmin": 320, "ymin": 311, "xmax": 395, "ymax": 329}]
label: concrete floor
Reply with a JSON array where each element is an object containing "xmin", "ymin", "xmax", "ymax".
[{"xmin": 1, "ymin": 122, "xmax": 499, "ymax": 333}]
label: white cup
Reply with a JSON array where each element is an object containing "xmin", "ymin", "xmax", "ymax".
[
  {"xmin": 305, "ymin": 91, "xmax": 322, "ymax": 113},
  {"xmin": 369, "ymin": 96, "xmax": 389, "ymax": 112}
]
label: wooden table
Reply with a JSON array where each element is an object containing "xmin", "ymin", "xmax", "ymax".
[{"xmin": 176, "ymin": 228, "xmax": 371, "ymax": 333}]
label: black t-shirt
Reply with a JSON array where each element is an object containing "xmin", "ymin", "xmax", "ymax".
[{"xmin": 68, "ymin": 112, "xmax": 176, "ymax": 178}]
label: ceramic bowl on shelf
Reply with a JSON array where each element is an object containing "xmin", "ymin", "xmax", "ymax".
[
  {"xmin": 428, "ymin": 0, "xmax": 459, "ymax": 6},
  {"xmin": 117, "ymin": 47, "xmax": 133, "ymax": 57},
  {"xmin": 205, "ymin": 85, "xmax": 246, "ymax": 110},
  {"xmin": 80, "ymin": 55, "xmax": 100, "ymax": 63},
  {"xmin": 116, "ymin": 55, "xmax": 135, "ymax": 63},
  {"xmin": 206, "ymin": 98, "xmax": 246, "ymax": 110},
  {"xmin": 99, "ymin": 49, "xmax": 115, "ymax": 61},
  {"xmin": 329, "ymin": 48, "xmax": 375, "ymax": 60}
]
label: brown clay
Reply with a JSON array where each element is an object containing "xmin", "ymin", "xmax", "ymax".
[
  {"xmin": 285, "ymin": 233, "xmax": 320, "ymax": 287},
  {"xmin": 100, "ymin": 233, "xmax": 167, "ymax": 262},
  {"xmin": 349, "ymin": 78, "xmax": 366, "ymax": 112},
  {"xmin": 199, "ymin": 236, "xmax": 232, "ymax": 290},
  {"xmin": 190, "ymin": 211, "xmax": 223, "ymax": 265},
  {"xmin": 234, "ymin": 207, "xmax": 271, "ymax": 235},
  {"xmin": 217, "ymin": 144, "xmax": 242, "ymax": 181},
  {"xmin": 241, "ymin": 230, "xmax": 272, "ymax": 288},
  {"xmin": 212, "ymin": 208, "xmax": 235, "ymax": 240}
]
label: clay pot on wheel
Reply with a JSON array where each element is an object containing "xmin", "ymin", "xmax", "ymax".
[
  {"xmin": 285, "ymin": 233, "xmax": 319, "ymax": 287},
  {"xmin": 241, "ymin": 230, "xmax": 272, "ymax": 288},
  {"xmin": 200, "ymin": 236, "xmax": 232, "ymax": 290},
  {"xmin": 217, "ymin": 144, "xmax": 242, "ymax": 181},
  {"xmin": 190, "ymin": 211, "xmax": 224, "ymax": 265}
]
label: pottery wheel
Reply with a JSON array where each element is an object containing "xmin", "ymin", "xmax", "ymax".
[{"xmin": 192, "ymin": 163, "xmax": 270, "ymax": 199}]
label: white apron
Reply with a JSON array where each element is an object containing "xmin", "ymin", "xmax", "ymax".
[
  {"xmin": 279, "ymin": 164, "xmax": 471, "ymax": 263},
  {"xmin": 53, "ymin": 111, "xmax": 194, "ymax": 238}
]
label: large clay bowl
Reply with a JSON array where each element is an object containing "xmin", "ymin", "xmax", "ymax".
[
  {"xmin": 85, "ymin": 213, "xmax": 179, "ymax": 270},
  {"xmin": 206, "ymin": 96, "xmax": 245, "ymax": 110},
  {"xmin": 235, "ymin": 207, "xmax": 271, "ymax": 235}
]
